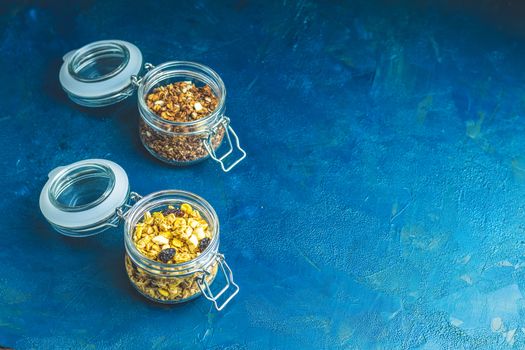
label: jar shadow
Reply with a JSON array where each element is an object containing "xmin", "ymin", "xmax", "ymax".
[
  {"xmin": 42, "ymin": 58, "xmax": 70, "ymax": 106},
  {"xmin": 34, "ymin": 213, "xmax": 131, "ymax": 293}
]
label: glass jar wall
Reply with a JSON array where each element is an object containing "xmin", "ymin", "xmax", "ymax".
[
  {"xmin": 123, "ymin": 190, "xmax": 222, "ymax": 303},
  {"xmin": 137, "ymin": 62, "xmax": 243, "ymax": 169}
]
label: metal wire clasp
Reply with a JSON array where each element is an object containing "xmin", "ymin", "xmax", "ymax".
[
  {"xmin": 97, "ymin": 191, "xmax": 142, "ymax": 229},
  {"xmin": 203, "ymin": 116, "xmax": 247, "ymax": 172},
  {"xmin": 115, "ymin": 191, "xmax": 143, "ymax": 221},
  {"xmin": 196, "ymin": 254, "xmax": 239, "ymax": 311},
  {"xmin": 130, "ymin": 63, "xmax": 156, "ymax": 88}
]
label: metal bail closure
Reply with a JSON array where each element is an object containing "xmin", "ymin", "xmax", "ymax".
[
  {"xmin": 203, "ymin": 116, "xmax": 247, "ymax": 172},
  {"xmin": 59, "ymin": 40, "xmax": 143, "ymax": 107},
  {"xmin": 39, "ymin": 159, "xmax": 131, "ymax": 237},
  {"xmin": 197, "ymin": 254, "xmax": 239, "ymax": 311}
]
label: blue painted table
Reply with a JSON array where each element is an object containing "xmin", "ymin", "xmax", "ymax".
[{"xmin": 2, "ymin": 1, "xmax": 525, "ymax": 348}]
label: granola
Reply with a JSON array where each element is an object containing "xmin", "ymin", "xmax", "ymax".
[
  {"xmin": 132, "ymin": 203, "xmax": 213, "ymax": 263},
  {"xmin": 139, "ymin": 120, "xmax": 224, "ymax": 164},
  {"xmin": 126, "ymin": 203, "xmax": 218, "ymax": 302},
  {"xmin": 146, "ymin": 82, "xmax": 218, "ymax": 122},
  {"xmin": 125, "ymin": 255, "xmax": 218, "ymax": 302},
  {"xmin": 140, "ymin": 81, "xmax": 224, "ymax": 164}
]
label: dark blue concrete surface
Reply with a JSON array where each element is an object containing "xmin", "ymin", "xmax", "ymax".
[{"xmin": 2, "ymin": 0, "xmax": 525, "ymax": 348}]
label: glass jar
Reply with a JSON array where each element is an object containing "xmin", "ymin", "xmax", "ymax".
[
  {"xmin": 59, "ymin": 40, "xmax": 246, "ymax": 172},
  {"xmin": 124, "ymin": 190, "xmax": 237, "ymax": 307},
  {"xmin": 137, "ymin": 62, "xmax": 241, "ymax": 168},
  {"xmin": 39, "ymin": 159, "xmax": 239, "ymax": 310}
]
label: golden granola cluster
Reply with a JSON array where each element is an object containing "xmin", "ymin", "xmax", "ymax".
[
  {"xmin": 132, "ymin": 203, "xmax": 212, "ymax": 264},
  {"xmin": 146, "ymin": 81, "xmax": 218, "ymax": 122}
]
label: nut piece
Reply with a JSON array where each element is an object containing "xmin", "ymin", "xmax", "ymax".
[
  {"xmin": 188, "ymin": 234, "xmax": 199, "ymax": 249},
  {"xmin": 194, "ymin": 226, "xmax": 205, "ymax": 240},
  {"xmin": 152, "ymin": 235, "xmax": 169, "ymax": 246}
]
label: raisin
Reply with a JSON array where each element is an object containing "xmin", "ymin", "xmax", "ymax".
[
  {"xmin": 162, "ymin": 208, "xmax": 184, "ymax": 217},
  {"xmin": 198, "ymin": 238, "xmax": 211, "ymax": 252},
  {"xmin": 158, "ymin": 248, "xmax": 176, "ymax": 263}
]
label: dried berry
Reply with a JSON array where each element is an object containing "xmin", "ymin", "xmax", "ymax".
[
  {"xmin": 199, "ymin": 238, "xmax": 211, "ymax": 252},
  {"xmin": 162, "ymin": 208, "xmax": 184, "ymax": 217},
  {"xmin": 158, "ymin": 248, "xmax": 176, "ymax": 263}
]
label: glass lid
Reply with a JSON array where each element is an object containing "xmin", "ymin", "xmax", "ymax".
[
  {"xmin": 59, "ymin": 40, "xmax": 143, "ymax": 107},
  {"xmin": 39, "ymin": 159, "xmax": 130, "ymax": 236}
]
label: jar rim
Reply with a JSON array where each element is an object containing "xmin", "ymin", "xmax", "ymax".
[
  {"xmin": 39, "ymin": 159, "xmax": 130, "ymax": 233},
  {"xmin": 123, "ymin": 189, "xmax": 220, "ymax": 273},
  {"xmin": 48, "ymin": 162, "xmax": 116, "ymax": 212},
  {"xmin": 59, "ymin": 40, "xmax": 143, "ymax": 106},
  {"xmin": 137, "ymin": 61, "xmax": 226, "ymax": 128},
  {"xmin": 68, "ymin": 41, "xmax": 130, "ymax": 83}
]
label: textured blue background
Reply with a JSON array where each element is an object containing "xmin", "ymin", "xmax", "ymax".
[{"xmin": 2, "ymin": 0, "xmax": 525, "ymax": 349}]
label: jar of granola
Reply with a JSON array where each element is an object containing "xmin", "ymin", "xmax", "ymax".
[
  {"xmin": 123, "ymin": 190, "xmax": 237, "ymax": 307},
  {"xmin": 59, "ymin": 40, "xmax": 246, "ymax": 172},
  {"xmin": 137, "ymin": 62, "xmax": 244, "ymax": 169},
  {"xmin": 39, "ymin": 159, "xmax": 239, "ymax": 310}
]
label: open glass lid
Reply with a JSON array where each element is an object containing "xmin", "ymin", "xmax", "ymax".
[
  {"xmin": 39, "ymin": 159, "xmax": 131, "ymax": 237},
  {"xmin": 59, "ymin": 40, "xmax": 143, "ymax": 107}
]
